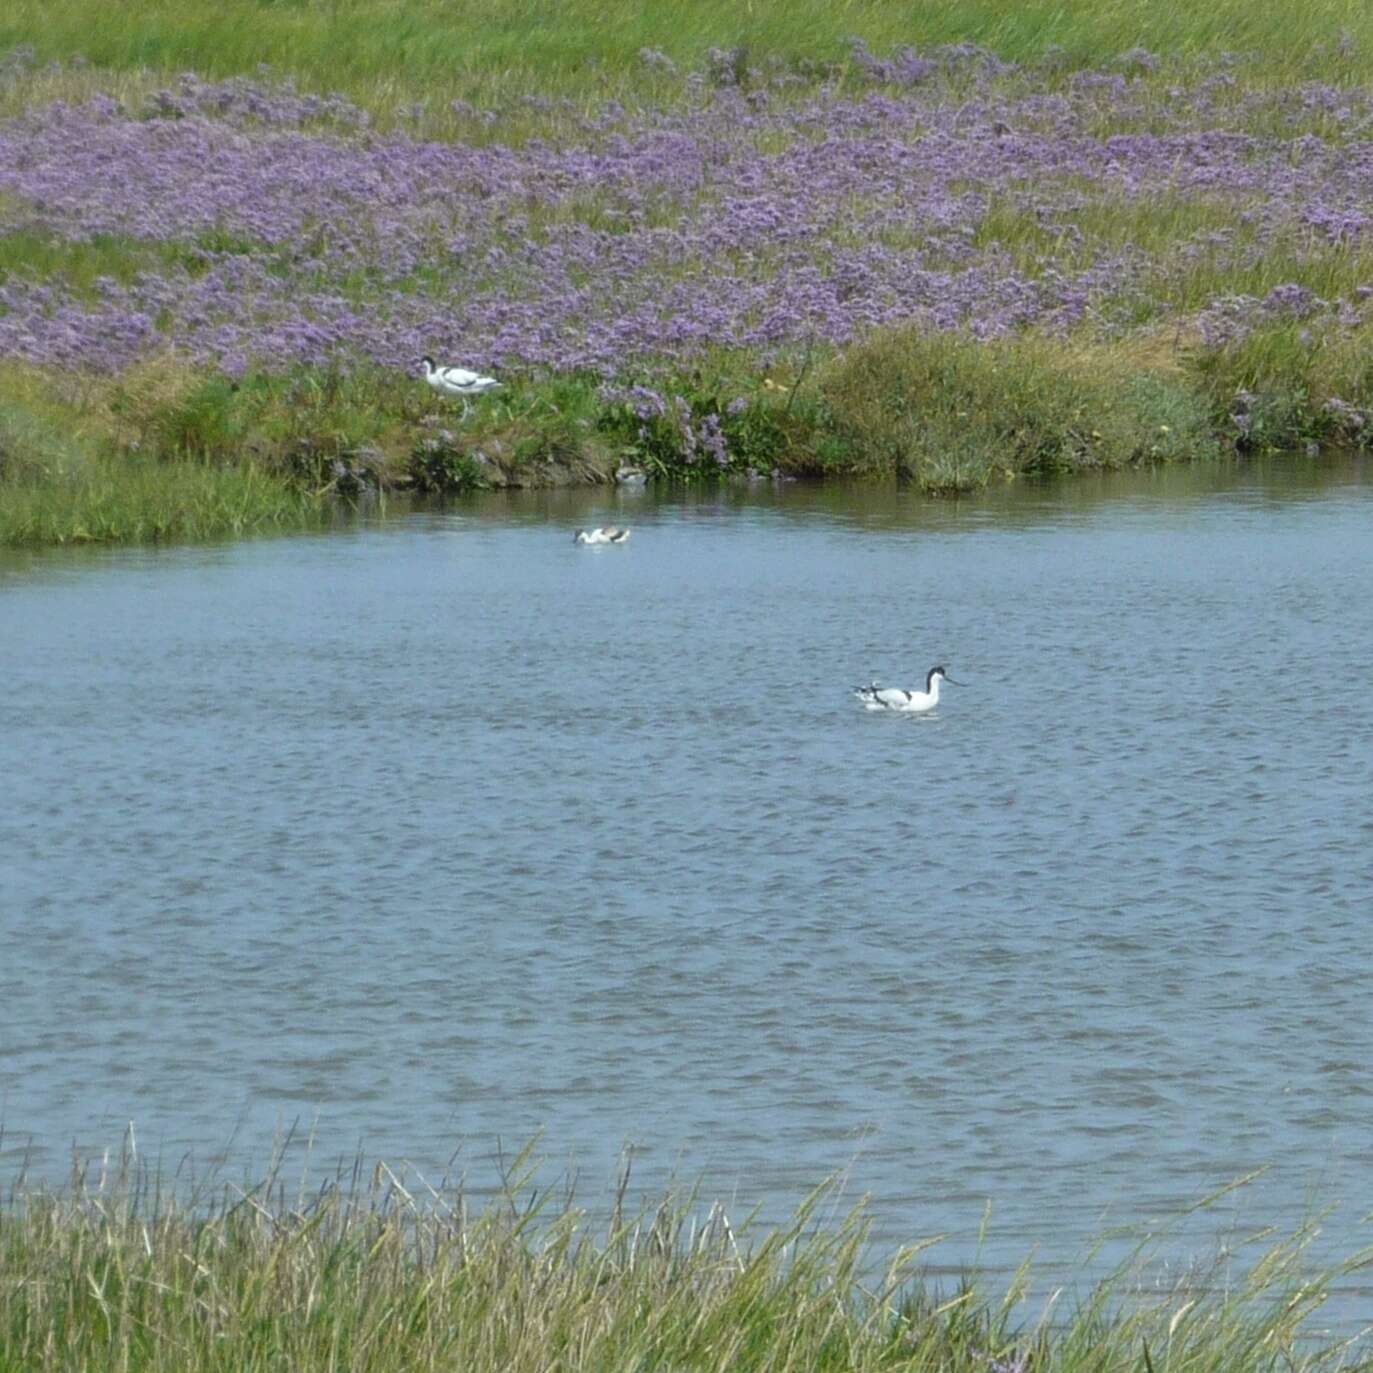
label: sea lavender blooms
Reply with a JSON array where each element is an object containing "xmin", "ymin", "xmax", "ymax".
[
  {"xmin": 1322, "ymin": 395, "xmax": 1368, "ymax": 430},
  {"xmin": 847, "ymin": 37, "xmax": 937, "ymax": 86},
  {"xmin": 599, "ymin": 384, "xmax": 669, "ymax": 420},
  {"xmin": 638, "ymin": 47, "xmax": 677, "ymax": 75},
  {"xmin": 1115, "ymin": 46, "xmax": 1161, "ymax": 73},
  {"xmin": 1, "ymin": 60, "xmax": 1372, "ymax": 380},
  {"xmin": 672, "ymin": 396, "xmax": 697, "ymax": 460},
  {"xmin": 1197, "ymin": 295, "xmax": 1263, "ymax": 346},
  {"xmin": 1261, "ymin": 283, "xmax": 1322, "ymax": 317},
  {"xmin": 696, "ymin": 412, "xmax": 729, "ymax": 466},
  {"xmin": 704, "ymin": 47, "xmax": 747, "ymax": 87},
  {"xmin": 0, "ymin": 44, "xmax": 37, "ymax": 89}
]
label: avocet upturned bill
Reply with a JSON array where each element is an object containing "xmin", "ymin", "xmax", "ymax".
[
  {"xmin": 854, "ymin": 665, "xmax": 962, "ymax": 713},
  {"xmin": 419, "ymin": 356, "xmax": 500, "ymax": 414},
  {"xmin": 574, "ymin": 527, "xmax": 631, "ymax": 545}
]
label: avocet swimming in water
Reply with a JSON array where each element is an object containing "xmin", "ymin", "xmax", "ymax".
[
  {"xmin": 854, "ymin": 665, "xmax": 961, "ymax": 713},
  {"xmin": 574, "ymin": 527, "xmax": 631, "ymax": 545},
  {"xmin": 419, "ymin": 356, "xmax": 500, "ymax": 415}
]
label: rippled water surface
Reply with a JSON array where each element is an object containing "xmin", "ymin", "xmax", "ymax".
[{"xmin": 4, "ymin": 458, "xmax": 1373, "ymax": 1295}]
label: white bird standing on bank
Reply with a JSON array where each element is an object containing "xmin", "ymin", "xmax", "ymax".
[
  {"xmin": 854, "ymin": 665, "xmax": 961, "ymax": 713},
  {"xmin": 420, "ymin": 356, "xmax": 500, "ymax": 415},
  {"xmin": 574, "ymin": 527, "xmax": 631, "ymax": 545}
]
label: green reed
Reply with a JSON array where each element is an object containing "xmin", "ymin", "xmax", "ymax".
[
  {"xmin": 0, "ymin": 1141, "xmax": 1369, "ymax": 1373},
  {"xmin": 0, "ymin": 379, "xmax": 317, "ymax": 545},
  {"xmin": 0, "ymin": 454, "xmax": 317, "ymax": 545}
]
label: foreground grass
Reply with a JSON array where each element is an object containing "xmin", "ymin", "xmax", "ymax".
[{"xmin": 0, "ymin": 1148, "xmax": 1369, "ymax": 1373}]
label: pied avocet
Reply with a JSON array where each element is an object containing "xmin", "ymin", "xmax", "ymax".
[
  {"xmin": 854, "ymin": 665, "xmax": 961, "ymax": 713},
  {"xmin": 420, "ymin": 356, "xmax": 500, "ymax": 415},
  {"xmin": 574, "ymin": 527, "xmax": 631, "ymax": 545}
]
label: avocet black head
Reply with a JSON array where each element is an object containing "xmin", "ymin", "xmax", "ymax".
[{"xmin": 927, "ymin": 665, "xmax": 963, "ymax": 688}]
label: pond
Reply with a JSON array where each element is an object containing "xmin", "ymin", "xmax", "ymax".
[{"xmin": 3, "ymin": 454, "xmax": 1372, "ymax": 1310}]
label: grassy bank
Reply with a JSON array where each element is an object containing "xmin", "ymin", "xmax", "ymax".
[
  {"xmin": 6, "ymin": 5, "xmax": 1373, "ymax": 543},
  {"xmin": 1, "ymin": 1150, "xmax": 1369, "ymax": 1372},
  {"xmin": 0, "ymin": 365, "xmax": 316, "ymax": 545},
  {"xmin": 5, "ymin": 321, "xmax": 1371, "ymax": 545}
]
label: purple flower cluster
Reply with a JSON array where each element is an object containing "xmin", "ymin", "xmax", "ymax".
[
  {"xmin": 847, "ymin": 38, "xmax": 938, "ymax": 87},
  {"xmin": 599, "ymin": 382, "xmax": 735, "ymax": 465},
  {"xmin": 139, "ymin": 71, "xmax": 371, "ymax": 129},
  {"xmin": 2, "ymin": 53, "xmax": 1373, "ymax": 379}
]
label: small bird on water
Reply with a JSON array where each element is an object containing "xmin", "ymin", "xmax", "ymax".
[
  {"xmin": 574, "ymin": 527, "xmax": 631, "ymax": 545},
  {"xmin": 854, "ymin": 665, "xmax": 961, "ymax": 713},
  {"xmin": 419, "ymin": 356, "xmax": 500, "ymax": 415}
]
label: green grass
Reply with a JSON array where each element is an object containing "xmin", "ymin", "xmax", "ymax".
[
  {"xmin": 2, "ymin": 0, "xmax": 1373, "ymax": 139},
  {"xmin": 0, "ymin": 447, "xmax": 316, "ymax": 545},
  {"xmin": 0, "ymin": 357, "xmax": 621, "ymax": 544},
  {"xmin": 0, "ymin": 369, "xmax": 317, "ymax": 545},
  {"xmin": 0, "ymin": 231, "xmax": 216, "ymax": 298},
  {"xmin": 0, "ymin": 1147, "xmax": 1368, "ymax": 1373},
  {"xmin": 4, "ymin": 0, "xmax": 1373, "ymax": 112},
  {"xmin": 818, "ymin": 329, "xmax": 1222, "ymax": 491},
  {"xmin": 967, "ymin": 192, "xmax": 1373, "ymax": 327}
]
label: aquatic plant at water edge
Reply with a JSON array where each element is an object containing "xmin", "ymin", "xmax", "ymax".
[
  {"xmin": 822, "ymin": 330, "xmax": 1219, "ymax": 491},
  {"xmin": 0, "ymin": 452, "xmax": 314, "ymax": 545},
  {"xmin": 1, "ymin": 1143, "xmax": 1369, "ymax": 1372}
]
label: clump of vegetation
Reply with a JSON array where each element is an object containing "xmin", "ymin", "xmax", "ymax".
[
  {"xmin": 408, "ymin": 427, "xmax": 490, "ymax": 492},
  {"xmin": 819, "ymin": 329, "xmax": 1219, "ymax": 492},
  {"xmin": 0, "ymin": 1145, "xmax": 1367, "ymax": 1372},
  {"xmin": 593, "ymin": 372, "xmax": 814, "ymax": 479},
  {"xmin": 1189, "ymin": 320, "xmax": 1373, "ymax": 452},
  {"xmin": 0, "ymin": 449, "xmax": 312, "ymax": 545},
  {"xmin": 0, "ymin": 363, "xmax": 311, "ymax": 545},
  {"xmin": 11, "ymin": 318, "xmax": 1373, "ymax": 548}
]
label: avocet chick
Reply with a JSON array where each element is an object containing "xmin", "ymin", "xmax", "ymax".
[{"xmin": 573, "ymin": 527, "xmax": 631, "ymax": 545}]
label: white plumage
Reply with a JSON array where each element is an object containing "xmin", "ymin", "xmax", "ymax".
[
  {"xmin": 574, "ymin": 527, "xmax": 631, "ymax": 545},
  {"xmin": 854, "ymin": 665, "xmax": 960, "ymax": 713},
  {"xmin": 420, "ymin": 356, "xmax": 500, "ymax": 415}
]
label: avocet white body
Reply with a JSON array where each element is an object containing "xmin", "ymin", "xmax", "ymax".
[{"xmin": 420, "ymin": 356, "xmax": 500, "ymax": 414}]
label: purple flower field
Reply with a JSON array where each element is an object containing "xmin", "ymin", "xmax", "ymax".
[{"xmin": 3, "ymin": 51, "xmax": 1373, "ymax": 382}]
